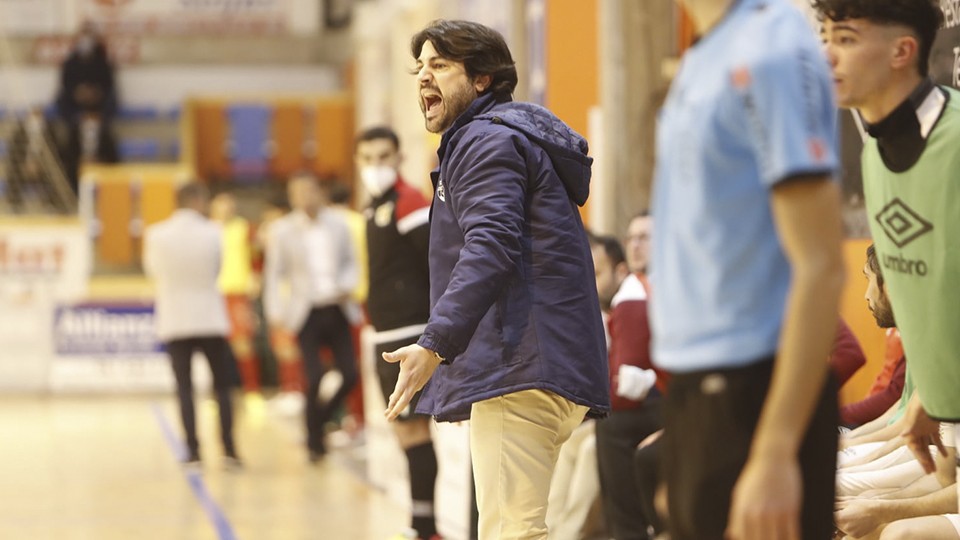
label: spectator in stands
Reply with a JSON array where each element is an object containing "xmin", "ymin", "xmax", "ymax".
[
  {"xmin": 591, "ymin": 233, "xmax": 663, "ymax": 540},
  {"xmin": 5, "ymin": 106, "xmax": 68, "ymax": 213},
  {"xmin": 210, "ymin": 192, "xmax": 261, "ymax": 396},
  {"xmin": 263, "ymin": 174, "xmax": 360, "ymax": 462},
  {"xmin": 355, "ymin": 127, "xmax": 439, "ymax": 540},
  {"xmin": 55, "ymin": 21, "xmax": 119, "ymax": 193},
  {"xmin": 142, "ymin": 183, "xmax": 240, "ymax": 468},
  {"xmin": 841, "ymin": 244, "xmax": 906, "ymax": 428}
]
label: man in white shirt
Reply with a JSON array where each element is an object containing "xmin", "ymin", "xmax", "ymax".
[
  {"xmin": 143, "ymin": 183, "xmax": 240, "ymax": 467},
  {"xmin": 264, "ymin": 174, "xmax": 360, "ymax": 461}
]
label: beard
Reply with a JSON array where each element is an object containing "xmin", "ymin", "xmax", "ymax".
[
  {"xmin": 422, "ymin": 82, "xmax": 479, "ymax": 134},
  {"xmin": 871, "ymin": 300, "xmax": 896, "ymax": 329}
]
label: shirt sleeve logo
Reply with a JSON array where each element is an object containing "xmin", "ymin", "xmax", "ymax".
[
  {"xmin": 808, "ymin": 137, "xmax": 827, "ymax": 163},
  {"xmin": 875, "ymin": 198, "xmax": 934, "ymax": 248},
  {"xmin": 731, "ymin": 66, "xmax": 752, "ymax": 90}
]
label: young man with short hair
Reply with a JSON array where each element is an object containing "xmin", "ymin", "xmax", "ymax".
[{"xmin": 818, "ymin": 0, "xmax": 960, "ymax": 495}]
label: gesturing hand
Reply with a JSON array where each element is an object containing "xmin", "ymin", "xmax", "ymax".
[
  {"xmin": 900, "ymin": 394, "xmax": 945, "ymax": 474},
  {"xmin": 382, "ymin": 344, "xmax": 442, "ymax": 421}
]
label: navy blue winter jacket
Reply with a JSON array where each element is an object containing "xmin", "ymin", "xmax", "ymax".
[{"xmin": 415, "ymin": 93, "xmax": 610, "ymax": 422}]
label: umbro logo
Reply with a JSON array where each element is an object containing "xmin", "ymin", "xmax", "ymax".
[
  {"xmin": 436, "ymin": 179, "xmax": 446, "ymax": 202},
  {"xmin": 875, "ymin": 198, "xmax": 933, "ymax": 248}
]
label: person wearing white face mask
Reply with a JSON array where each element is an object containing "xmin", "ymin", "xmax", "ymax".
[{"xmin": 355, "ymin": 126, "xmax": 438, "ymax": 540}]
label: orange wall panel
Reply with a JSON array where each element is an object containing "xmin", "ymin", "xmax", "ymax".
[
  {"xmin": 96, "ymin": 182, "xmax": 133, "ymax": 266},
  {"xmin": 545, "ymin": 0, "xmax": 598, "ymax": 137},
  {"xmin": 271, "ymin": 102, "xmax": 307, "ymax": 180},
  {"xmin": 545, "ymin": 0, "xmax": 597, "ymax": 222},
  {"xmin": 193, "ymin": 101, "xmax": 230, "ymax": 181},
  {"xmin": 140, "ymin": 181, "xmax": 176, "ymax": 228},
  {"xmin": 313, "ymin": 98, "xmax": 355, "ymax": 182}
]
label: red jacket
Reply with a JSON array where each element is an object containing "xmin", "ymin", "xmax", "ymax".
[{"xmin": 607, "ymin": 274, "xmax": 667, "ymax": 411}]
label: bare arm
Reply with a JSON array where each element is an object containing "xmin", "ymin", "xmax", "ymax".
[
  {"xmin": 727, "ymin": 177, "xmax": 845, "ymax": 540},
  {"xmin": 843, "ymin": 402, "xmax": 899, "ymax": 447},
  {"xmin": 840, "ymin": 436, "xmax": 904, "ymax": 470},
  {"xmin": 844, "ymin": 408, "xmax": 905, "ymax": 448},
  {"xmin": 836, "ymin": 485, "xmax": 958, "ymax": 538}
]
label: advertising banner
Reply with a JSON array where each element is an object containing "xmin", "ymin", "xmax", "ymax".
[
  {"xmin": 49, "ymin": 302, "xmax": 191, "ymax": 392},
  {"xmin": 0, "ymin": 221, "xmax": 90, "ymax": 390},
  {"xmin": 82, "ymin": 0, "xmax": 297, "ymax": 35}
]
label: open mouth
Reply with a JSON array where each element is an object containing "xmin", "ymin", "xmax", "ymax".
[{"xmin": 423, "ymin": 94, "xmax": 442, "ymax": 117}]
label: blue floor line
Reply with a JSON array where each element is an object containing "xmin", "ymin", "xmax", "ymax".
[{"xmin": 151, "ymin": 403, "xmax": 238, "ymax": 540}]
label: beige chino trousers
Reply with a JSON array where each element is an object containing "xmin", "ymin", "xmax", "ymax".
[{"xmin": 470, "ymin": 389, "xmax": 589, "ymax": 540}]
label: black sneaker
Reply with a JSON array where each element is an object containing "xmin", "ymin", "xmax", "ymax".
[
  {"xmin": 223, "ymin": 454, "xmax": 243, "ymax": 471},
  {"xmin": 182, "ymin": 451, "xmax": 201, "ymax": 469},
  {"xmin": 308, "ymin": 450, "xmax": 325, "ymax": 464}
]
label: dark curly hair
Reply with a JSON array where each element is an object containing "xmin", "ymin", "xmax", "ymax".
[
  {"xmin": 812, "ymin": 0, "xmax": 944, "ymax": 76},
  {"xmin": 411, "ymin": 20, "xmax": 518, "ymax": 101},
  {"xmin": 866, "ymin": 243, "xmax": 887, "ymax": 289}
]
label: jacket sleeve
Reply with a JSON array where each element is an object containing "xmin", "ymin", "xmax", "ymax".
[
  {"xmin": 840, "ymin": 356, "xmax": 907, "ymax": 427},
  {"xmin": 262, "ymin": 221, "xmax": 287, "ymax": 326},
  {"xmin": 828, "ymin": 319, "xmax": 867, "ymax": 387},
  {"xmin": 609, "ymin": 300, "xmax": 653, "ymax": 408},
  {"xmin": 417, "ymin": 130, "xmax": 527, "ymax": 360}
]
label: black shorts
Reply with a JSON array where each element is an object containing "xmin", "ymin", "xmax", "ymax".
[
  {"xmin": 375, "ymin": 334, "xmax": 430, "ymax": 422},
  {"xmin": 661, "ymin": 357, "xmax": 838, "ymax": 540}
]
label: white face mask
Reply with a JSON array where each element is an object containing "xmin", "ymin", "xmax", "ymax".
[{"xmin": 360, "ymin": 165, "xmax": 398, "ymax": 198}]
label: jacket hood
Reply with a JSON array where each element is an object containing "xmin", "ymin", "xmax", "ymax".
[{"xmin": 476, "ymin": 101, "xmax": 594, "ymax": 206}]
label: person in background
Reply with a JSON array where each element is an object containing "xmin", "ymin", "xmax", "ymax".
[
  {"xmin": 263, "ymin": 174, "xmax": 360, "ymax": 462},
  {"xmin": 327, "ymin": 180, "xmax": 368, "ymax": 433},
  {"xmin": 253, "ymin": 195, "xmax": 305, "ymax": 415},
  {"xmin": 355, "ymin": 126, "xmax": 439, "ymax": 540},
  {"xmin": 840, "ymin": 245, "xmax": 906, "ymax": 428},
  {"xmin": 818, "ymin": 0, "xmax": 960, "ymax": 487},
  {"xmin": 210, "ymin": 191, "xmax": 261, "ymax": 397},
  {"xmin": 55, "ymin": 21, "xmax": 118, "ymax": 194},
  {"xmin": 591, "ymin": 233, "xmax": 664, "ymax": 540},
  {"xmin": 143, "ymin": 183, "xmax": 241, "ymax": 469}
]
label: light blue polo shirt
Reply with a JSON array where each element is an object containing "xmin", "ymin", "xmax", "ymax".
[{"xmin": 650, "ymin": 0, "xmax": 838, "ymax": 373}]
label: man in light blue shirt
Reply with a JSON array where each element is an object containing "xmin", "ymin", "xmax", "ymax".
[{"xmin": 651, "ymin": 0, "xmax": 846, "ymax": 538}]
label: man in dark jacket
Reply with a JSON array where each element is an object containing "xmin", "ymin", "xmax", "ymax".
[
  {"xmin": 55, "ymin": 22, "xmax": 119, "ymax": 193},
  {"xmin": 382, "ymin": 19, "xmax": 609, "ymax": 540}
]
